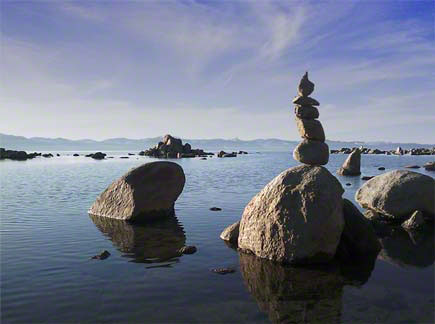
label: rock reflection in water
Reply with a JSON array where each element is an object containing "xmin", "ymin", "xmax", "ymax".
[
  {"xmin": 89, "ymin": 214, "xmax": 186, "ymax": 265},
  {"xmin": 239, "ymin": 253, "xmax": 345, "ymax": 324},
  {"xmin": 378, "ymin": 226, "xmax": 434, "ymax": 268},
  {"xmin": 239, "ymin": 252, "xmax": 378, "ymax": 324}
]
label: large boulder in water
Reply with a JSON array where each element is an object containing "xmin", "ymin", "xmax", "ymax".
[
  {"xmin": 337, "ymin": 149, "xmax": 361, "ymax": 176},
  {"xmin": 89, "ymin": 161, "xmax": 185, "ymax": 221},
  {"xmin": 355, "ymin": 170, "xmax": 434, "ymax": 220},
  {"xmin": 238, "ymin": 165, "xmax": 344, "ymax": 264}
]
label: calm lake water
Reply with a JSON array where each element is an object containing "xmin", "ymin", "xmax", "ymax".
[{"xmin": 1, "ymin": 152, "xmax": 434, "ymax": 323}]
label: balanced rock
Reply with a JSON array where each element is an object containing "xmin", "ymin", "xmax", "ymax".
[
  {"xmin": 355, "ymin": 170, "xmax": 434, "ymax": 220},
  {"xmin": 293, "ymin": 140, "xmax": 329, "ymax": 165},
  {"xmin": 295, "ymin": 105, "xmax": 319, "ymax": 119},
  {"xmin": 292, "ymin": 96, "xmax": 320, "ymax": 106},
  {"xmin": 335, "ymin": 199, "xmax": 380, "ymax": 261},
  {"xmin": 220, "ymin": 221, "xmax": 240, "ymax": 245},
  {"xmin": 295, "ymin": 117, "xmax": 325, "ymax": 142},
  {"xmin": 337, "ymin": 148, "xmax": 361, "ymax": 176},
  {"xmin": 238, "ymin": 165, "xmax": 344, "ymax": 264},
  {"xmin": 89, "ymin": 161, "xmax": 185, "ymax": 221},
  {"xmin": 297, "ymin": 71, "xmax": 315, "ymax": 97}
]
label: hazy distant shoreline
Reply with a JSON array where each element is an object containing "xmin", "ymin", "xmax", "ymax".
[{"xmin": 1, "ymin": 133, "xmax": 434, "ymax": 152}]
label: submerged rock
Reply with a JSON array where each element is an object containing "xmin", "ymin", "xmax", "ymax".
[
  {"xmin": 424, "ymin": 162, "xmax": 435, "ymax": 171},
  {"xmin": 220, "ymin": 221, "xmax": 240, "ymax": 245},
  {"xmin": 238, "ymin": 165, "xmax": 344, "ymax": 264},
  {"xmin": 91, "ymin": 250, "xmax": 111, "ymax": 260},
  {"xmin": 355, "ymin": 170, "xmax": 434, "ymax": 220},
  {"xmin": 178, "ymin": 246, "xmax": 197, "ymax": 255},
  {"xmin": 211, "ymin": 268, "xmax": 236, "ymax": 275},
  {"xmin": 337, "ymin": 149, "xmax": 361, "ymax": 176},
  {"xmin": 89, "ymin": 161, "xmax": 185, "ymax": 221},
  {"xmin": 210, "ymin": 207, "xmax": 222, "ymax": 211}
]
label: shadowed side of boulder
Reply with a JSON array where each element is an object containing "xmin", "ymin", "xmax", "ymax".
[{"xmin": 89, "ymin": 161, "xmax": 185, "ymax": 222}]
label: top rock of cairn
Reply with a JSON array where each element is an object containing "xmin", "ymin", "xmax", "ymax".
[{"xmin": 298, "ymin": 71, "xmax": 314, "ymax": 97}]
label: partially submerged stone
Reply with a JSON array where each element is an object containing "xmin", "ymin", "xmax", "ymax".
[
  {"xmin": 337, "ymin": 149, "xmax": 361, "ymax": 176},
  {"xmin": 220, "ymin": 221, "xmax": 240, "ymax": 245},
  {"xmin": 89, "ymin": 161, "xmax": 185, "ymax": 222},
  {"xmin": 293, "ymin": 139, "xmax": 329, "ymax": 165},
  {"xmin": 355, "ymin": 170, "xmax": 434, "ymax": 220},
  {"xmin": 238, "ymin": 165, "xmax": 344, "ymax": 264}
]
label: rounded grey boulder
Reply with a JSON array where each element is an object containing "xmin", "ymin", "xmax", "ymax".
[
  {"xmin": 238, "ymin": 165, "xmax": 344, "ymax": 264},
  {"xmin": 355, "ymin": 170, "xmax": 434, "ymax": 220},
  {"xmin": 293, "ymin": 139, "xmax": 329, "ymax": 165},
  {"xmin": 89, "ymin": 161, "xmax": 185, "ymax": 221}
]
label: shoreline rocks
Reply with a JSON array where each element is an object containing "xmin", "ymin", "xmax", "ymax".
[
  {"xmin": 331, "ymin": 146, "xmax": 435, "ymax": 155},
  {"xmin": 292, "ymin": 72, "xmax": 329, "ymax": 166},
  {"xmin": 0, "ymin": 148, "xmax": 42, "ymax": 160},
  {"xmin": 89, "ymin": 161, "xmax": 185, "ymax": 222}
]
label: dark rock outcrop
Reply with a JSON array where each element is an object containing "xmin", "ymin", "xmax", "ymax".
[
  {"xmin": 140, "ymin": 134, "xmax": 212, "ymax": 158},
  {"xmin": 89, "ymin": 161, "xmax": 185, "ymax": 222},
  {"xmin": 85, "ymin": 152, "xmax": 106, "ymax": 160},
  {"xmin": 0, "ymin": 148, "xmax": 41, "ymax": 160}
]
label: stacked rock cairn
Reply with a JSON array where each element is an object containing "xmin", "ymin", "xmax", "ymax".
[{"xmin": 292, "ymin": 72, "xmax": 329, "ymax": 165}]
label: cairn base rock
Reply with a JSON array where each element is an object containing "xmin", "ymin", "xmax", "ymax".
[{"xmin": 238, "ymin": 165, "xmax": 344, "ymax": 264}]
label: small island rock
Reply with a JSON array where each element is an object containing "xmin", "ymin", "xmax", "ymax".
[{"xmin": 89, "ymin": 161, "xmax": 185, "ymax": 222}]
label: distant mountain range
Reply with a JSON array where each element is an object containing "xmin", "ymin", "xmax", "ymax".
[{"xmin": 1, "ymin": 133, "xmax": 433, "ymax": 152}]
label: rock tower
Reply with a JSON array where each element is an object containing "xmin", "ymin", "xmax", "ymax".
[{"xmin": 292, "ymin": 72, "xmax": 329, "ymax": 165}]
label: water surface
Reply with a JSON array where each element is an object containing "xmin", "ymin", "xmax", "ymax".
[{"xmin": 1, "ymin": 152, "xmax": 434, "ymax": 323}]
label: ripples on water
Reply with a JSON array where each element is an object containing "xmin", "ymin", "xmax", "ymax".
[{"xmin": 1, "ymin": 152, "xmax": 434, "ymax": 323}]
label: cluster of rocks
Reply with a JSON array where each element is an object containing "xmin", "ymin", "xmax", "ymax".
[
  {"xmin": 85, "ymin": 152, "xmax": 106, "ymax": 160},
  {"xmin": 292, "ymin": 72, "xmax": 329, "ymax": 165},
  {"xmin": 139, "ymin": 135, "xmax": 213, "ymax": 158},
  {"xmin": 220, "ymin": 73, "xmax": 380, "ymax": 266},
  {"xmin": 356, "ymin": 170, "xmax": 434, "ymax": 229},
  {"xmin": 332, "ymin": 146, "xmax": 435, "ymax": 155},
  {"xmin": 0, "ymin": 148, "xmax": 55, "ymax": 160}
]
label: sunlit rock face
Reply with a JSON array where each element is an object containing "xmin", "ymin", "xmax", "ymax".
[
  {"xmin": 238, "ymin": 165, "xmax": 344, "ymax": 264},
  {"xmin": 89, "ymin": 214, "xmax": 186, "ymax": 265},
  {"xmin": 89, "ymin": 161, "xmax": 185, "ymax": 222},
  {"xmin": 239, "ymin": 253, "xmax": 345, "ymax": 323}
]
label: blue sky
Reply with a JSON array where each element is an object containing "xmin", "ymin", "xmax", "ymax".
[{"xmin": 1, "ymin": 0, "xmax": 434, "ymax": 143}]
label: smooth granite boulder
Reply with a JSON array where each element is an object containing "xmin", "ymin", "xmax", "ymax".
[
  {"xmin": 89, "ymin": 161, "xmax": 185, "ymax": 221},
  {"xmin": 355, "ymin": 170, "xmax": 434, "ymax": 220},
  {"xmin": 220, "ymin": 221, "xmax": 240, "ymax": 245},
  {"xmin": 238, "ymin": 165, "xmax": 344, "ymax": 264},
  {"xmin": 337, "ymin": 149, "xmax": 361, "ymax": 176},
  {"xmin": 335, "ymin": 199, "xmax": 381, "ymax": 261},
  {"xmin": 293, "ymin": 139, "xmax": 329, "ymax": 165},
  {"xmin": 295, "ymin": 117, "xmax": 325, "ymax": 142}
]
